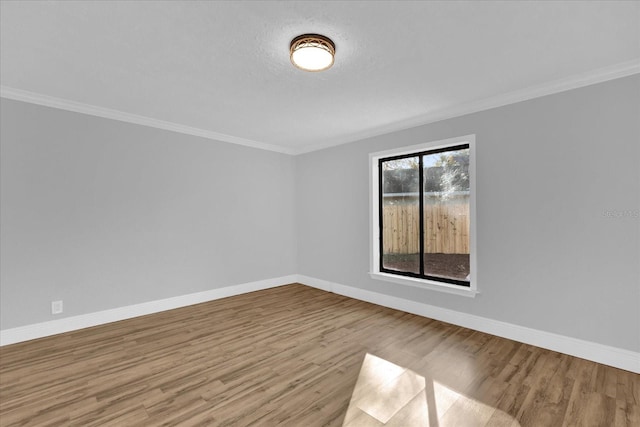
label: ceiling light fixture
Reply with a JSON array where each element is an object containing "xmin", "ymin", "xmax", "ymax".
[{"xmin": 290, "ymin": 34, "xmax": 335, "ymax": 72}]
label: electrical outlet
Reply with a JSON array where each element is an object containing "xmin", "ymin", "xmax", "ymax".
[{"xmin": 51, "ymin": 300, "xmax": 63, "ymax": 315}]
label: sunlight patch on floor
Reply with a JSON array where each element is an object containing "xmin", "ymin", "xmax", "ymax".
[{"xmin": 342, "ymin": 353, "xmax": 521, "ymax": 426}]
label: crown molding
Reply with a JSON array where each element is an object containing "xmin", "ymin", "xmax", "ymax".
[
  {"xmin": 2, "ymin": 59, "xmax": 638, "ymax": 156},
  {"xmin": 292, "ymin": 59, "xmax": 640, "ymax": 155},
  {"xmin": 0, "ymin": 86, "xmax": 295, "ymax": 155}
]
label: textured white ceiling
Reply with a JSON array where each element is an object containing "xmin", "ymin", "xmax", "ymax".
[{"xmin": 1, "ymin": 1, "xmax": 639, "ymax": 154}]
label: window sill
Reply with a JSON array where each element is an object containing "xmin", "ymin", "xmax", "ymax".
[{"xmin": 369, "ymin": 272, "xmax": 478, "ymax": 298}]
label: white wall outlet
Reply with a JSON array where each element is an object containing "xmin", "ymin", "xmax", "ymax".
[{"xmin": 51, "ymin": 300, "xmax": 63, "ymax": 315}]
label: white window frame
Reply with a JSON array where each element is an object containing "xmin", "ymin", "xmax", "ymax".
[{"xmin": 369, "ymin": 134, "xmax": 478, "ymax": 298}]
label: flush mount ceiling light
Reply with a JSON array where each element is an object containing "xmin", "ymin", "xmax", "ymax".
[{"xmin": 290, "ymin": 34, "xmax": 335, "ymax": 72}]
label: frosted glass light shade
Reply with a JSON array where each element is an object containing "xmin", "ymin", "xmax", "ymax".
[{"xmin": 290, "ymin": 34, "xmax": 335, "ymax": 72}]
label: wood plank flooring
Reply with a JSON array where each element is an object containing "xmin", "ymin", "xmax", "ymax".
[{"xmin": 0, "ymin": 284, "xmax": 638, "ymax": 426}]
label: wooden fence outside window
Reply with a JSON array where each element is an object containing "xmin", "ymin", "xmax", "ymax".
[{"xmin": 382, "ymin": 195, "xmax": 470, "ymax": 255}]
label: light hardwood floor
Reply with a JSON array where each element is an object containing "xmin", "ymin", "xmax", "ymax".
[{"xmin": 0, "ymin": 284, "xmax": 638, "ymax": 426}]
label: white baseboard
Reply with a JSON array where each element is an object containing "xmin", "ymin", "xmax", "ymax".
[
  {"xmin": 296, "ymin": 275, "xmax": 640, "ymax": 374},
  {"xmin": 0, "ymin": 275, "xmax": 297, "ymax": 346},
  {"xmin": 3, "ymin": 274, "xmax": 637, "ymax": 373}
]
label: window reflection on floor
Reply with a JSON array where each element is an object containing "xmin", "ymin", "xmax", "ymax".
[{"xmin": 342, "ymin": 353, "xmax": 521, "ymax": 426}]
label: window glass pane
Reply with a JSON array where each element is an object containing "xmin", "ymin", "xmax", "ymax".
[
  {"xmin": 423, "ymin": 148, "xmax": 470, "ymax": 281},
  {"xmin": 381, "ymin": 157, "xmax": 420, "ymax": 274}
]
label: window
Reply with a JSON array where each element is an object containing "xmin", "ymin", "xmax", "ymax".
[{"xmin": 370, "ymin": 135, "xmax": 477, "ymax": 297}]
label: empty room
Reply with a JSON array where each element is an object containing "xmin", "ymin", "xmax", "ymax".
[{"xmin": 0, "ymin": 1, "xmax": 638, "ymax": 426}]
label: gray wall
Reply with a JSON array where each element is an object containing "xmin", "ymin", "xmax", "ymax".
[
  {"xmin": 2, "ymin": 76, "xmax": 638, "ymax": 353},
  {"xmin": 296, "ymin": 75, "xmax": 640, "ymax": 352},
  {"xmin": 0, "ymin": 98, "xmax": 296, "ymax": 329}
]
